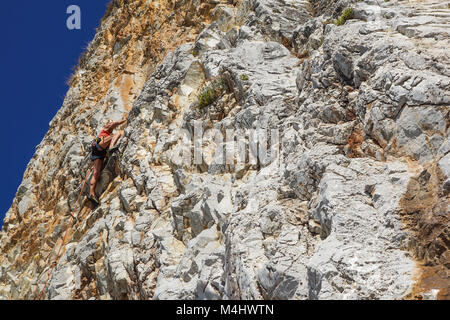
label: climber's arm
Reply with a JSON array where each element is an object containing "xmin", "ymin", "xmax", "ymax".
[{"xmin": 109, "ymin": 118, "xmax": 127, "ymax": 130}]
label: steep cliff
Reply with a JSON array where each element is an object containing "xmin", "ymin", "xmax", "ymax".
[{"xmin": 0, "ymin": 0, "xmax": 448, "ymax": 300}]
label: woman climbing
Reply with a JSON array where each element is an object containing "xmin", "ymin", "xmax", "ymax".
[{"xmin": 89, "ymin": 118, "xmax": 127, "ymax": 205}]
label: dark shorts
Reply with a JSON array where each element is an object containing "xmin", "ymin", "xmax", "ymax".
[{"xmin": 91, "ymin": 142, "xmax": 107, "ymax": 161}]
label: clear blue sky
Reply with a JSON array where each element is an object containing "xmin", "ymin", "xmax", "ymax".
[{"xmin": 0, "ymin": 1, "xmax": 111, "ymax": 229}]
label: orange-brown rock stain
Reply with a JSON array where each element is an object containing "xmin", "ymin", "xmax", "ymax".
[
  {"xmin": 400, "ymin": 163, "xmax": 450, "ymax": 300},
  {"xmin": 345, "ymin": 123, "xmax": 364, "ymax": 158}
]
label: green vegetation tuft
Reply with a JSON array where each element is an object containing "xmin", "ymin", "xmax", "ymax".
[
  {"xmin": 335, "ymin": 8, "xmax": 354, "ymax": 26},
  {"xmin": 197, "ymin": 79, "xmax": 226, "ymax": 109},
  {"xmin": 240, "ymin": 74, "xmax": 249, "ymax": 81}
]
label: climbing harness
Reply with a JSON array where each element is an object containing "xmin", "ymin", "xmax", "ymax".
[
  {"xmin": 36, "ymin": 167, "xmax": 93, "ymax": 300},
  {"xmin": 90, "ymin": 136, "xmax": 105, "ymax": 157}
]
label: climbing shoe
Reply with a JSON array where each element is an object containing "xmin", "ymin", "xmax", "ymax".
[
  {"xmin": 106, "ymin": 146, "xmax": 120, "ymax": 158},
  {"xmin": 110, "ymin": 146, "xmax": 120, "ymax": 154},
  {"xmin": 88, "ymin": 194, "xmax": 100, "ymax": 205}
]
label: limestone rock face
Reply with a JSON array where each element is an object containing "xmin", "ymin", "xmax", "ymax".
[{"xmin": 0, "ymin": 0, "xmax": 448, "ymax": 300}]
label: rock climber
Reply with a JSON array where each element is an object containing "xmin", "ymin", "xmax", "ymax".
[{"xmin": 89, "ymin": 118, "xmax": 127, "ymax": 205}]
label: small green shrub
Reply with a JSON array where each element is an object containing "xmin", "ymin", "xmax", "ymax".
[
  {"xmin": 240, "ymin": 74, "xmax": 249, "ymax": 81},
  {"xmin": 335, "ymin": 8, "xmax": 354, "ymax": 26},
  {"xmin": 197, "ymin": 79, "xmax": 226, "ymax": 109}
]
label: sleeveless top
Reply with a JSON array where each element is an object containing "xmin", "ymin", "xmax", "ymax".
[{"xmin": 98, "ymin": 128, "xmax": 112, "ymax": 140}]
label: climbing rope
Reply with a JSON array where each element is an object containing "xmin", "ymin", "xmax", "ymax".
[{"xmin": 36, "ymin": 167, "xmax": 93, "ymax": 300}]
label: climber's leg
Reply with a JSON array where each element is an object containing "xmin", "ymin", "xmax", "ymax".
[
  {"xmin": 89, "ymin": 159, "xmax": 103, "ymax": 201},
  {"xmin": 98, "ymin": 135, "xmax": 113, "ymax": 150},
  {"xmin": 110, "ymin": 132, "xmax": 122, "ymax": 149}
]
